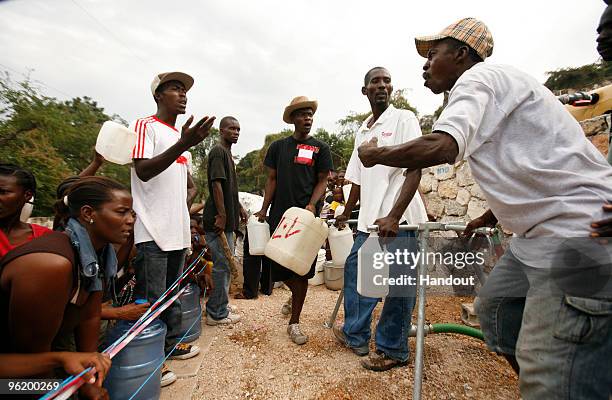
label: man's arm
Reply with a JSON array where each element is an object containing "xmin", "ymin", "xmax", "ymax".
[
  {"xmin": 358, "ymin": 132, "xmax": 459, "ymax": 170},
  {"xmin": 306, "ymin": 171, "xmax": 329, "ymax": 214},
  {"xmin": 254, "ymin": 167, "xmax": 277, "ymax": 221},
  {"xmin": 211, "ymin": 180, "xmax": 226, "ymax": 232},
  {"xmin": 375, "ymin": 169, "xmax": 421, "ymax": 237},
  {"xmin": 79, "ymin": 150, "xmax": 105, "ymax": 177},
  {"xmin": 187, "ymin": 172, "xmax": 197, "ymax": 208},
  {"xmin": 134, "ymin": 115, "xmax": 215, "ymax": 182}
]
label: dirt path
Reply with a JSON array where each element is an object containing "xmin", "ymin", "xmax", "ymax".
[{"xmin": 191, "ymin": 285, "xmax": 519, "ymax": 400}]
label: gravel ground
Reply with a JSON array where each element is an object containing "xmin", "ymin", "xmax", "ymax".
[{"xmin": 193, "ymin": 285, "xmax": 519, "ymax": 400}]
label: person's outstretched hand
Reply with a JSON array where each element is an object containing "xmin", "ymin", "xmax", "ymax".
[{"xmin": 180, "ymin": 115, "xmax": 216, "ymax": 148}]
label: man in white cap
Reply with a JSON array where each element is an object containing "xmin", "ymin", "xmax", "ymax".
[
  {"xmin": 130, "ymin": 72, "xmax": 215, "ymax": 386},
  {"xmin": 358, "ymin": 18, "xmax": 612, "ymax": 399},
  {"xmin": 254, "ymin": 96, "xmax": 333, "ymax": 345}
]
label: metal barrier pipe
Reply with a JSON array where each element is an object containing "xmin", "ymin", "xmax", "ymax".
[{"xmin": 413, "ymin": 224, "xmax": 429, "ymax": 400}]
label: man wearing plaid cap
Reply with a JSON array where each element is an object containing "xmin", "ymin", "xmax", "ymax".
[{"xmin": 358, "ymin": 17, "xmax": 612, "ymax": 399}]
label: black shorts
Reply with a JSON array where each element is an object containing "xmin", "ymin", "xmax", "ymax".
[{"xmin": 269, "ymin": 257, "xmax": 316, "ymax": 282}]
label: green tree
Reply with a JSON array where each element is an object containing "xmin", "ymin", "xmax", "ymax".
[
  {"xmin": 544, "ymin": 61, "xmax": 612, "ymax": 91},
  {"xmin": 190, "ymin": 129, "xmax": 219, "ymax": 201},
  {"xmin": 313, "ymin": 128, "xmax": 353, "ymax": 170},
  {"xmin": 0, "ymin": 73, "xmax": 129, "ymax": 215},
  {"xmin": 235, "ymin": 130, "xmax": 292, "ymax": 193}
]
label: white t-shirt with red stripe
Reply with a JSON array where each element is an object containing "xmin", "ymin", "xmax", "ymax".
[{"xmin": 129, "ymin": 115, "xmax": 192, "ymax": 251}]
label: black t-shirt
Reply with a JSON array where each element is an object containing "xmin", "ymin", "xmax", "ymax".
[
  {"xmin": 264, "ymin": 136, "xmax": 333, "ymax": 227},
  {"xmin": 203, "ymin": 144, "xmax": 240, "ymax": 232}
]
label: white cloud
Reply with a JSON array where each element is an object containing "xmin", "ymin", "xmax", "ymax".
[{"xmin": 0, "ymin": 0, "xmax": 605, "ymax": 156}]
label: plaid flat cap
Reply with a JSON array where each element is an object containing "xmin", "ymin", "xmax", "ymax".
[{"xmin": 415, "ymin": 17, "xmax": 494, "ymax": 61}]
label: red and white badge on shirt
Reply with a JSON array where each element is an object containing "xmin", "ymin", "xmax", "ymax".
[{"xmin": 294, "ymin": 144, "xmax": 319, "ymax": 166}]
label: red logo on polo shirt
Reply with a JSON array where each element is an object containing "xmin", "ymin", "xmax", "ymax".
[
  {"xmin": 381, "ymin": 131, "xmax": 393, "ymax": 137},
  {"xmin": 176, "ymin": 156, "xmax": 188, "ymax": 164}
]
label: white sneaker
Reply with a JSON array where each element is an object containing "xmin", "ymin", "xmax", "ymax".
[
  {"xmin": 206, "ymin": 311, "xmax": 241, "ymax": 325},
  {"xmin": 161, "ymin": 364, "xmax": 177, "ymax": 387},
  {"xmin": 281, "ymin": 297, "xmax": 292, "ymax": 316},
  {"xmin": 287, "ymin": 323, "xmax": 307, "ymax": 345}
]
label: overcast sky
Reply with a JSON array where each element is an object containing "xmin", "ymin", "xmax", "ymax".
[{"xmin": 0, "ymin": 0, "xmax": 606, "ymax": 157}]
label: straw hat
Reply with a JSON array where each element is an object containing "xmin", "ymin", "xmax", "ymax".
[{"xmin": 283, "ymin": 96, "xmax": 318, "ymax": 124}]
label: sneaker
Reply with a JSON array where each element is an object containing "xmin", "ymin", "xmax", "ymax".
[
  {"xmin": 228, "ymin": 304, "xmax": 239, "ymax": 313},
  {"xmin": 161, "ymin": 364, "xmax": 177, "ymax": 387},
  {"xmin": 169, "ymin": 343, "xmax": 201, "ymax": 360},
  {"xmin": 360, "ymin": 350, "xmax": 408, "ymax": 372},
  {"xmin": 332, "ymin": 323, "xmax": 369, "ymax": 356},
  {"xmin": 281, "ymin": 297, "xmax": 292, "ymax": 316},
  {"xmin": 206, "ymin": 311, "xmax": 241, "ymax": 325},
  {"xmin": 287, "ymin": 323, "xmax": 308, "ymax": 345}
]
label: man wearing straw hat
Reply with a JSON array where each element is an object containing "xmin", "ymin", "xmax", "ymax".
[
  {"xmin": 131, "ymin": 72, "xmax": 215, "ymax": 386},
  {"xmin": 254, "ymin": 96, "xmax": 333, "ymax": 345},
  {"xmin": 357, "ymin": 17, "xmax": 612, "ymax": 398}
]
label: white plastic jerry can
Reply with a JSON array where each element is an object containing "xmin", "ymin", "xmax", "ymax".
[
  {"xmin": 328, "ymin": 225, "xmax": 353, "ymax": 266},
  {"xmin": 247, "ymin": 215, "xmax": 270, "ymax": 255},
  {"xmin": 95, "ymin": 121, "xmax": 138, "ymax": 165},
  {"xmin": 264, "ymin": 207, "xmax": 329, "ymax": 276},
  {"xmin": 357, "ymin": 233, "xmax": 390, "ymax": 298}
]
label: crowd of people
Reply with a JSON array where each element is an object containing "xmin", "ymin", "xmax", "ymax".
[{"xmin": 1, "ymin": 8, "xmax": 611, "ymax": 400}]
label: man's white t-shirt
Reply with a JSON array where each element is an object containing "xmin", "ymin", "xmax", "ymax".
[
  {"xmin": 433, "ymin": 63, "xmax": 612, "ymax": 266},
  {"xmin": 130, "ymin": 115, "xmax": 192, "ymax": 251},
  {"xmin": 346, "ymin": 105, "xmax": 428, "ymax": 233}
]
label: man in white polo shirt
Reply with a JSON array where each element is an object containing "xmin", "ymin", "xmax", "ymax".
[
  {"xmin": 333, "ymin": 67, "xmax": 428, "ymax": 371},
  {"xmin": 130, "ymin": 72, "xmax": 215, "ymax": 385},
  {"xmin": 357, "ymin": 18, "xmax": 612, "ymax": 399}
]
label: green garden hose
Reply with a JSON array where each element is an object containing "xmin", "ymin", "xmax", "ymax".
[{"xmin": 431, "ymin": 323, "xmax": 484, "ymax": 341}]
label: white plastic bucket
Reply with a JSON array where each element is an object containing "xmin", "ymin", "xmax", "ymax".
[
  {"xmin": 264, "ymin": 207, "xmax": 328, "ymax": 276},
  {"xmin": 328, "ymin": 225, "xmax": 353, "ymax": 266},
  {"xmin": 95, "ymin": 121, "xmax": 137, "ymax": 165},
  {"xmin": 247, "ymin": 216, "xmax": 270, "ymax": 255}
]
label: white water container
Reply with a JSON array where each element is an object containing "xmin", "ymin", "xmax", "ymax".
[
  {"xmin": 264, "ymin": 207, "xmax": 329, "ymax": 276},
  {"xmin": 328, "ymin": 225, "xmax": 353, "ymax": 266},
  {"xmin": 308, "ymin": 250, "xmax": 327, "ymax": 286},
  {"xmin": 247, "ymin": 216, "xmax": 270, "ymax": 255},
  {"xmin": 357, "ymin": 233, "xmax": 390, "ymax": 298},
  {"xmin": 95, "ymin": 121, "xmax": 137, "ymax": 165}
]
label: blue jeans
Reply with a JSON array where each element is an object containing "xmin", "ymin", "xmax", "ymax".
[
  {"xmin": 205, "ymin": 231, "xmax": 235, "ymax": 320},
  {"xmin": 476, "ymin": 248, "xmax": 612, "ymax": 399},
  {"xmin": 134, "ymin": 241, "xmax": 186, "ymax": 353},
  {"xmin": 342, "ymin": 231, "xmax": 417, "ymax": 362}
]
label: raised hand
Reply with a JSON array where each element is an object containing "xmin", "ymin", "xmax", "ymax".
[{"xmin": 180, "ymin": 115, "xmax": 216, "ymax": 148}]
